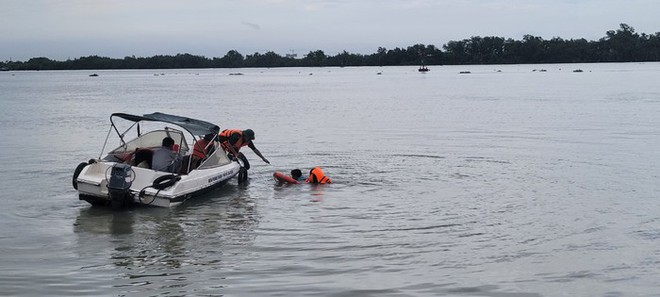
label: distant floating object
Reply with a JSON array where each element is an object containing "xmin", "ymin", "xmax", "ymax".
[
  {"xmin": 573, "ymin": 69, "xmax": 584, "ymax": 73},
  {"xmin": 89, "ymin": 73, "xmax": 99, "ymax": 77},
  {"xmin": 228, "ymin": 72, "xmax": 244, "ymax": 76},
  {"xmin": 418, "ymin": 65, "xmax": 430, "ymax": 72},
  {"xmin": 459, "ymin": 71, "xmax": 471, "ymax": 74},
  {"xmin": 377, "ymin": 71, "xmax": 382, "ymax": 75}
]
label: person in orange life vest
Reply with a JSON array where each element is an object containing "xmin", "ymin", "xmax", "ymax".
[
  {"xmin": 273, "ymin": 169, "xmax": 302, "ymax": 184},
  {"xmin": 306, "ymin": 167, "xmax": 332, "ymax": 184},
  {"xmin": 219, "ymin": 129, "xmax": 269, "ymax": 170},
  {"xmin": 191, "ymin": 133, "xmax": 216, "ymax": 168}
]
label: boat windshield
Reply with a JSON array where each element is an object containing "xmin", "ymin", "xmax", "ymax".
[
  {"xmin": 197, "ymin": 145, "xmax": 232, "ymax": 169},
  {"xmin": 106, "ymin": 129, "xmax": 189, "ymax": 157}
]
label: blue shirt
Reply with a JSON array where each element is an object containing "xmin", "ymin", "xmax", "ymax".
[{"xmin": 152, "ymin": 147, "xmax": 181, "ymax": 173}]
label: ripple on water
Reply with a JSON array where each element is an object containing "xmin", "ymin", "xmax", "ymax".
[{"xmin": 4, "ymin": 66, "xmax": 660, "ymax": 296}]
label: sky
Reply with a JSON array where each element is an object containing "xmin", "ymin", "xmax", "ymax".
[{"xmin": 1, "ymin": 0, "xmax": 659, "ymax": 61}]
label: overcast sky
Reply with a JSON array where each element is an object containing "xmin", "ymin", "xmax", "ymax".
[{"xmin": 1, "ymin": 0, "xmax": 658, "ymax": 61}]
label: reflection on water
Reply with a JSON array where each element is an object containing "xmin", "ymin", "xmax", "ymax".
[
  {"xmin": 73, "ymin": 187, "xmax": 260, "ymax": 295},
  {"xmin": 74, "ymin": 208, "xmax": 138, "ymax": 235}
]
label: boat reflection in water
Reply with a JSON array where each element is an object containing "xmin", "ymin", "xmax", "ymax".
[{"xmin": 73, "ymin": 184, "xmax": 260, "ymax": 292}]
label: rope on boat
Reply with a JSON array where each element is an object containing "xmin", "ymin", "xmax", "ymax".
[{"xmin": 138, "ymin": 174, "xmax": 180, "ymax": 206}]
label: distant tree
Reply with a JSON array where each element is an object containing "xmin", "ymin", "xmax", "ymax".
[
  {"xmin": 216, "ymin": 50, "xmax": 244, "ymax": 68},
  {"xmin": 24, "ymin": 57, "xmax": 58, "ymax": 70},
  {"xmin": 5, "ymin": 23, "xmax": 660, "ymax": 70},
  {"xmin": 373, "ymin": 47, "xmax": 388, "ymax": 66},
  {"xmin": 301, "ymin": 50, "xmax": 327, "ymax": 67},
  {"xmin": 601, "ymin": 23, "xmax": 642, "ymax": 61},
  {"xmin": 645, "ymin": 32, "xmax": 660, "ymax": 60},
  {"xmin": 245, "ymin": 51, "xmax": 285, "ymax": 67},
  {"xmin": 443, "ymin": 40, "xmax": 469, "ymax": 64}
]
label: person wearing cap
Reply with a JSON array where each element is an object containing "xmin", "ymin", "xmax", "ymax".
[{"xmin": 219, "ymin": 129, "xmax": 270, "ymax": 170}]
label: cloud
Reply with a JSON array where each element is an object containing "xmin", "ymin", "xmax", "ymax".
[
  {"xmin": 2, "ymin": 0, "xmax": 660, "ymax": 61},
  {"xmin": 241, "ymin": 21, "xmax": 262, "ymax": 30}
]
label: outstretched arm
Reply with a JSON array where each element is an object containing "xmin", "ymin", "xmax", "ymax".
[{"xmin": 250, "ymin": 145, "xmax": 270, "ymax": 164}]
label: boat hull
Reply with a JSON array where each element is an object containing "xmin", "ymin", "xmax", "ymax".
[{"xmin": 75, "ymin": 161, "xmax": 240, "ymax": 208}]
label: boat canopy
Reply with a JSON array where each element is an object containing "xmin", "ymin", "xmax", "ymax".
[{"xmin": 111, "ymin": 112, "xmax": 219, "ymax": 136}]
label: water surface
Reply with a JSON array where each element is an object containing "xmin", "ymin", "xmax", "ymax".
[{"xmin": 1, "ymin": 63, "xmax": 659, "ymax": 296}]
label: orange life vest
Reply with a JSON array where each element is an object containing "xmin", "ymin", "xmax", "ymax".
[
  {"xmin": 306, "ymin": 167, "xmax": 332, "ymax": 184},
  {"xmin": 273, "ymin": 171, "xmax": 299, "ymax": 184},
  {"xmin": 220, "ymin": 129, "xmax": 249, "ymax": 152},
  {"xmin": 193, "ymin": 138, "xmax": 212, "ymax": 159}
]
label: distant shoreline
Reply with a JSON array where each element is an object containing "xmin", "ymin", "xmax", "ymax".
[{"xmin": 2, "ymin": 24, "xmax": 658, "ymax": 71}]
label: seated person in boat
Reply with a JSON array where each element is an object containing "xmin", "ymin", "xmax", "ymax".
[
  {"xmin": 191, "ymin": 133, "xmax": 216, "ymax": 168},
  {"xmin": 152, "ymin": 137, "xmax": 182, "ymax": 173}
]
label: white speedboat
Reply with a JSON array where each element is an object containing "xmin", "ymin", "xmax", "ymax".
[{"xmin": 73, "ymin": 112, "xmax": 241, "ymax": 209}]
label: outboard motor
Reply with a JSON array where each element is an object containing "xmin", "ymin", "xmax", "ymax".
[{"xmin": 106, "ymin": 163, "xmax": 135, "ymax": 209}]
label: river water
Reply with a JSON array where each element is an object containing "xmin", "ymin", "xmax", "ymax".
[{"xmin": 1, "ymin": 63, "xmax": 659, "ymax": 296}]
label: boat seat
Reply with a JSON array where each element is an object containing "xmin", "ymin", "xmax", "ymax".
[{"xmin": 133, "ymin": 148, "xmax": 154, "ymax": 169}]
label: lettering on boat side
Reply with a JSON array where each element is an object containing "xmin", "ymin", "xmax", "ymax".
[{"xmin": 208, "ymin": 170, "xmax": 234, "ymax": 183}]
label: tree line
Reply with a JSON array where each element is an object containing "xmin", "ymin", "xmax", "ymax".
[{"xmin": 2, "ymin": 24, "xmax": 659, "ymax": 71}]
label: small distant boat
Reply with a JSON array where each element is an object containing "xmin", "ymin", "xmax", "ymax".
[
  {"xmin": 573, "ymin": 69, "xmax": 584, "ymax": 73},
  {"xmin": 418, "ymin": 65, "xmax": 430, "ymax": 72},
  {"xmin": 89, "ymin": 73, "xmax": 99, "ymax": 77},
  {"xmin": 228, "ymin": 72, "xmax": 244, "ymax": 76},
  {"xmin": 459, "ymin": 71, "xmax": 471, "ymax": 74}
]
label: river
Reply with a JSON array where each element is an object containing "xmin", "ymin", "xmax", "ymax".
[{"xmin": 1, "ymin": 63, "xmax": 659, "ymax": 296}]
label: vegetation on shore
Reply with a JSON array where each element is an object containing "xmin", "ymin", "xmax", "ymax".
[{"xmin": 2, "ymin": 24, "xmax": 659, "ymax": 71}]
